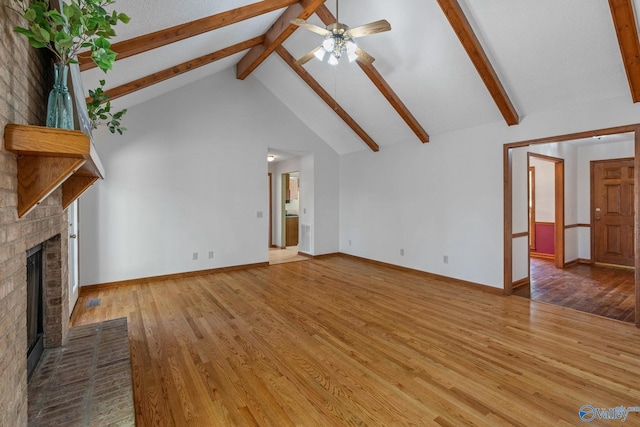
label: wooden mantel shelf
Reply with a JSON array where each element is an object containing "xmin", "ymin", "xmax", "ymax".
[{"xmin": 3, "ymin": 124, "xmax": 105, "ymax": 217}]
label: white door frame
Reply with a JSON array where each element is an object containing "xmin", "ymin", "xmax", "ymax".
[{"xmin": 68, "ymin": 200, "xmax": 79, "ymax": 315}]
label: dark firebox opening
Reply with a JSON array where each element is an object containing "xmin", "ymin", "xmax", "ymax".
[{"xmin": 26, "ymin": 244, "xmax": 44, "ymax": 381}]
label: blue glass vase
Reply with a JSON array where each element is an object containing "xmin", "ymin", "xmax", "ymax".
[{"xmin": 46, "ymin": 63, "xmax": 74, "ymax": 129}]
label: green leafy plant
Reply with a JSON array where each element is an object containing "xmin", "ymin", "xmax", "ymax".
[
  {"xmin": 86, "ymin": 79, "xmax": 127, "ymax": 134},
  {"xmin": 9, "ymin": 0, "xmax": 130, "ymax": 133},
  {"xmin": 9, "ymin": 0, "xmax": 130, "ymax": 71}
]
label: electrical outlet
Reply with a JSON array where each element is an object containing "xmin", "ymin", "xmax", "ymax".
[
  {"xmin": 208, "ymin": 251, "xmax": 214, "ymax": 259},
  {"xmin": 256, "ymin": 211, "xmax": 263, "ymax": 218},
  {"xmin": 400, "ymin": 248, "xmax": 405, "ymax": 256},
  {"xmin": 192, "ymin": 252, "xmax": 198, "ymax": 260},
  {"xmin": 349, "ymin": 240, "xmax": 352, "ymax": 246},
  {"xmin": 443, "ymin": 255, "xmax": 448, "ymax": 264}
]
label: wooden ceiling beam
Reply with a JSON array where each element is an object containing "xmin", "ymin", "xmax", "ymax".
[
  {"xmin": 93, "ymin": 36, "xmax": 265, "ymax": 103},
  {"xmin": 78, "ymin": 0, "xmax": 298, "ymax": 71},
  {"xmin": 236, "ymin": 0, "xmax": 326, "ymax": 80},
  {"xmin": 608, "ymin": 0, "xmax": 640, "ymax": 103},
  {"xmin": 314, "ymin": 4, "xmax": 429, "ymax": 143},
  {"xmin": 436, "ymin": 0, "xmax": 519, "ymax": 126},
  {"xmin": 355, "ymin": 62, "xmax": 429, "ymax": 143},
  {"xmin": 275, "ymin": 45, "xmax": 379, "ymax": 152}
]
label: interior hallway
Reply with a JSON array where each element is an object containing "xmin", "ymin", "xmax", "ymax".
[{"xmin": 513, "ymin": 257, "xmax": 635, "ymax": 323}]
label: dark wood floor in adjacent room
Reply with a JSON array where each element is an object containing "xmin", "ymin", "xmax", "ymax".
[
  {"xmin": 71, "ymin": 255, "xmax": 640, "ymax": 426},
  {"xmin": 513, "ymin": 257, "xmax": 635, "ymax": 323}
]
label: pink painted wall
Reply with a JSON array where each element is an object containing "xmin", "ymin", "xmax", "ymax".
[{"xmin": 534, "ymin": 223, "xmax": 555, "ymax": 254}]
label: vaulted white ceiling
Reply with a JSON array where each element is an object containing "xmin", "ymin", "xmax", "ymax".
[{"xmin": 81, "ymin": 0, "xmax": 640, "ymax": 155}]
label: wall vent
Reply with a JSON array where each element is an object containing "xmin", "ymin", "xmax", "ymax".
[
  {"xmin": 300, "ymin": 224, "xmax": 311, "ymax": 253},
  {"xmin": 87, "ymin": 298, "xmax": 101, "ymax": 307}
]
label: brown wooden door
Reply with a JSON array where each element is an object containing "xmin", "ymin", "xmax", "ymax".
[{"xmin": 593, "ymin": 159, "xmax": 635, "ymax": 266}]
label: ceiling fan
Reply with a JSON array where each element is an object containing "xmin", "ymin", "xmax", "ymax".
[{"xmin": 291, "ymin": 1, "xmax": 391, "ymax": 66}]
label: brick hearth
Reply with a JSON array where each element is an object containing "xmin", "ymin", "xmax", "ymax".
[{"xmin": 27, "ymin": 318, "xmax": 135, "ymax": 426}]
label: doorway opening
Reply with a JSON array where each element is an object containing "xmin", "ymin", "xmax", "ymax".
[
  {"xmin": 527, "ymin": 153, "xmax": 565, "ymax": 268},
  {"xmin": 267, "ymin": 151, "xmax": 312, "ymax": 265},
  {"xmin": 270, "ymin": 171, "xmax": 309, "ymax": 265},
  {"xmin": 504, "ymin": 125, "xmax": 640, "ymax": 326}
]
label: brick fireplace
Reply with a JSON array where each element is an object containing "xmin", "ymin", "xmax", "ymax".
[
  {"xmin": 1, "ymin": 10, "xmax": 72, "ymax": 427},
  {"xmin": 26, "ymin": 236, "xmax": 69, "ymax": 379}
]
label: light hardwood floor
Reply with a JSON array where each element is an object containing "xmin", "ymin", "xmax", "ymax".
[{"xmin": 71, "ymin": 255, "xmax": 640, "ymax": 426}]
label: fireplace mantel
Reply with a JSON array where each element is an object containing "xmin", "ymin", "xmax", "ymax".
[{"xmin": 3, "ymin": 124, "xmax": 105, "ymax": 217}]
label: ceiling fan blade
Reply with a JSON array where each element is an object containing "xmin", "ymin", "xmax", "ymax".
[
  {"xmin": 355, "ymin": 47, "xmax": 375, "ymax": 64},
  {"xmin": 297, "ymin": 46, "xmax": 323, "ymax": 65},
  {"xmin": 346, "ymin": 19, "xmax": 391, "ymax": 38},
  {"xmin": 291, "ymin": 18, "xmax": 331, "ymax": 36}
]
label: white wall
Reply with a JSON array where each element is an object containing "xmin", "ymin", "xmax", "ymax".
[
  {"xmin": 340, "ymin": 95, "xmax": 640, "ymax": 288},
  {"xmin": 80, "ymin": 68, "xmax": 339, "ymax": 285},
  {"xmin": 81, "ymin": 70, "xmax": 638, "ymax": 289},
  {"xmin": 300, "ymin": 153, "xmax": 316, "ymax": 253},
  {"xmin": 530, "ymin": 157, "xmax": 555, "ymax": 222},
  {"xmin": 341, "ymin": 130, "xmax": 506, "ymax": 286}
]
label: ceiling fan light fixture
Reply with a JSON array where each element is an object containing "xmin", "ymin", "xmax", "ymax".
[
  {"xmin": 322, "ymin": 37, "xmax": 335, "ymax": 52},
  {"xmin": 346, "ymin": 40, "xmax": 358, "ymax": 62},
  {"xmin": 291, "ymin": 4, "xmax": 390, "ymax": 66}
]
